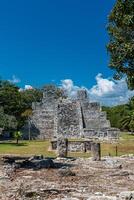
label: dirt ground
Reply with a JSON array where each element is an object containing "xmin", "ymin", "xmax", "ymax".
[{"xmin": 0, "ymin": 155, "xmax": 134, "ymax": 200}]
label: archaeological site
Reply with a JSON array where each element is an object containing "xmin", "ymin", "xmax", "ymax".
[
  {"xmin": 0, "ymin": 88, "xmax": 134, "ymax": 200},
  {"xmin": 27, "ymin": 89, "xmax": 119, "ymax": 140}
]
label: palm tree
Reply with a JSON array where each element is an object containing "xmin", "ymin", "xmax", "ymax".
[
  {"xmin": 14, "ymin": 131, "xmax": 22, "ymax": 144},
  {"xmin": 21, "ymin": 109, "xmax": 33, "ymax": 140},
  {"xmin": 120, "ymin": 111, "xmax": 134, "ymax": 134}
]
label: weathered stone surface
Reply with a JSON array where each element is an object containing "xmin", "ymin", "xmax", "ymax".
[
  {"xmin": 87, "ymin": 196, "xmax": 117, "ymax": 200},
  {"xmin": 104, "ymin": 158, "xmax": 122, "ymax": 169},
  {"xmin": 118, "ymin": 191, "xmax": 134, "ymax": 200},
  {"xmin": 0, "ymin": 156, "xmax": 134, "ymax": 200},
  {"xmin": 91, "ymin": 142, "xmax": 101, "ymax": 161},
  {"xmin": 22, "ymin": 89, "xmax": 119, "ymax": 140},
  {"xmin": 58, "ymin": 167, "xmax": 76, "ymax": 177},
  {"xmin": 57, "ymin": 137, "xmax": 68, "ymax": 157},
  {"xmin": 54, "ymin": 198, "xmax": 79, "ymax": 200},
  {"xmin": 51, "ymin": 140, "xmax": 92, "ymax": 152}
]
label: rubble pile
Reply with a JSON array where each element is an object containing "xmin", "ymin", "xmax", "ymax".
[{"xmin": 0, "ymin": 155, "xmax": 134, "ymax": 200}]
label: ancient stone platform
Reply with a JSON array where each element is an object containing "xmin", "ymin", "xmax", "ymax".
[{"xmin": 23, "ymin": 89, "xmax": 119, "ymax": 140}]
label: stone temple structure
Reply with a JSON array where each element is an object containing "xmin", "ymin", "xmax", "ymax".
[{"xmin": 29, "ymin": 89, "xmax": 119, "ymax": 140}]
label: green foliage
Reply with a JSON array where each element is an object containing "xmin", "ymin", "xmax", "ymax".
[
  {"xmin": 0, "ymin": 79, "xmax": 66, "ymax": 134},
  {"xmin": 107, "ymin": 0, "xmax": 134, "ymax": 89},
  {"xmin": 14, "ymin": 131, "xmax": 22, "ymax": 144},
  {"xmin": 103, "ymin": 96, "xmax": 134, "ymax": 131},
  {"xmin": 0, "ymin": 107, "xmax": 17, "ymax": 130},
  {"xmin": 20, "ymin": 88, "xmax": 43, "ymax": 110},
  {"xmin": 120, "ymin": 111, "xmax": 134, "ymax": 132},
  {"xmin": 0, "ymin": 79, "xmax": 43, "ymax": 130},
  {"xmin": 0, "ymin": 80, "xmax": 21, "ymax": 116},
  {"xmin": 21, "ymin": 109, "xmax": 33, "ymax": 118}
]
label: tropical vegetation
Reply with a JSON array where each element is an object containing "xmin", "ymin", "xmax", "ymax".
[{"xmin": 107, "ymin": 0, "xmax": 134, "ymax": 89}]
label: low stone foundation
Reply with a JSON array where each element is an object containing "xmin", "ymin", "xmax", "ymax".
[
  {"xmin": 51, "ymin": 140, "xmax": 92, "ymax": 152},
  {"xmin": 83, "ymin": 128, "xmax": 120, "ymax": 140}
]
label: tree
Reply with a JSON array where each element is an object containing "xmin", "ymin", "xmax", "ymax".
[
  {"xmin": 14, "ymin": 131, "xmax": 22, "ymax": 144},
  {"xmin": 0, "ymin": 80, "xmax": 21, "ymax": 116},
  {"xmin": 120, "ymin": 111, "xmax": 134, "ymax": 133},
  {"xmin": 0, "ymin": 107, "xmax": 17, "ymax": 130},
  {"xmin": 0, "ymin": 79, "xmax": 43, "ymax": 130},
  {"xmin": 20, "ymin": 88, "xmax": 43, "ymax": 110},
  {"xmin": 102, "ymin": 104, "xmax": 129, "ymax": 129},
  {"xmin": 21, "ymin": 109, "xmax": 33, "ymax": 140},
  {"xmin": 107, "ymin": 0, "xmax": 134, "ymax": 89}
]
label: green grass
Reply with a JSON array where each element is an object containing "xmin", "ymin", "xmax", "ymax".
[
  {"xmin": 120, "ymin": 132, "xmax": 134, "ymax": 140},
  {"xmin": 101, "ymin": 140, "xmax": 134, "ymax": 156},
  {"xmin": 0, "ymin": 140, "xmax": 55, "ymax": 157},
  {"xmin": 0, "ymin": 132, "xmax": 133, "ymax": 157}
]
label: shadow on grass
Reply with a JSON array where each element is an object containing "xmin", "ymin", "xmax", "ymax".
[{"xmin": 0, "ymin": 142, "xmax": 28, "ymax": 146}]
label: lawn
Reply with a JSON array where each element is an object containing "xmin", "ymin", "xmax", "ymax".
[
  {"xmin": 0, "ymin": 140, "xmax": 55, "ymax": 157},
  {"xmin": 0, "ymin": 132, "xmax": 133, "ymax": 157}
]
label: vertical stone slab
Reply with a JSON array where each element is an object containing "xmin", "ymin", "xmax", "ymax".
[
  {"xmin": 57, "ymin": 137, "xmax": 68, "ymax": 158},
  {"xmin": 91, "ymin": 142, "xmax": 101, "ymax": 161},
  {"xmin": 57, "ymin": 101, "xmax": 82, "ymax": 138}
]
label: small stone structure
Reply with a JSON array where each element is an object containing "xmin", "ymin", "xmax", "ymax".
[
  {"xmin": 91, "ymin": 142, "xmax": 101, "ymax": 161},
  {"xmin": 51, "ymin": 140, "xmax": 92, "ymax": 152},
  {"xmin": 57, "ymin": 137, "xmax": 68, "ymax": 157},
  {"xmin": 29, "ymin": 89, "xmax": 119, "ymax": 140},
  {"xmin": 52, "ymin": 139, "xmax": 101, "ymax": 160}
]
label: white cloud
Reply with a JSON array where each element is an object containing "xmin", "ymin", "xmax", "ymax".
[
  {"xmin": 24, "ymin": 85, "xmax": 33, "ymax": 90},
  {"xmin": 90, "ymin": 73, "xmax": 115, "ymax": 97},
  {"xmin": 89, "ymin": 74, "xmax": 134, "ymax": 106},
  {"xmin": 9, "ymin": 75, "xmax": 21, "ymax": 84},
  {"xmin": 60, "ymin": 74, "xmax": 134, "ymax": 106},
  {"xmin": 19, "ymin": 85, "xmax": 33, "ymax": 91},
  {"xmin": 60, "ymin": 79, "xmax": 80, "ymax": 98}
]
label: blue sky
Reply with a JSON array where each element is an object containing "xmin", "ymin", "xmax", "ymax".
[
  {"xmin": 1, "ymin": 0, "xmax": 134, "ymax": 106},
  {"xmin": 0, "ymin": 0, "xmax": 115, "ymax": 87}
]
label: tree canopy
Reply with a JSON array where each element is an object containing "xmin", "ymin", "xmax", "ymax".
[
  {"xmin": 0, "ymin": 80, "xmax": 66, "ymax": 133},
  {"xmin": 103, "ymin": 97, "xmax": 134, "ymax": 131},
  {"xmin": 0, "ymin": 79, "xmax": 42, "ymax": 131},
  {"xmin": 0, "ymin": 107, "xmax": 17, "ymax": 130},
  {"xmin": 107, "ymin": 0, "xmax": 134, "ymax": 89}
]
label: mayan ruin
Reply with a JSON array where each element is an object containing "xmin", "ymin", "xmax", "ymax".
[{"xmin": 31, "ymin": 89, "xmax": 119, "ymax": 140}]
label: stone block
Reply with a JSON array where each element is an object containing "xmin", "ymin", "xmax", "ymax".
[
  {"xmin": 91, "ymin": 142, "xmax": 101, "ymax": 161},
  {"xmin": 57, "ymin": 137, "xmax": 68, "ymax": 158}
]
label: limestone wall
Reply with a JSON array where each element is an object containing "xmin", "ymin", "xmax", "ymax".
[
  {"xmin": 83, "ymin": 128, "xmax": 119, "ymax": 140},
  {"xmin": 57, "ymin": 101, "xmax": 83, "ymax": 138},
  {"xmin": 30, "ymin": 89, "xmax": 119, "ymax": 140},
  {"xmin": 51, "ymin": 140, "xmax": 92, "ymax": 152},
  {"xmin": 81, "ymin": 102, "xmax": 111, "ymax": 130},
  {"xmin": 32, "ymin": 102, "xmax": 55, "ymax": 139}
]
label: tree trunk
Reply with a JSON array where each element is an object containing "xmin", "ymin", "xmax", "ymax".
[
  {"xmin": 28, "ymin": 118, "xmax": 31, "ymax": 141},
  {"xmin": 16, "ymin": 138, "xmax": 19, "ymax": 144}
]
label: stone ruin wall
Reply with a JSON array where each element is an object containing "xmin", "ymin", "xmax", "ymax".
[
  {"xmin": 51, "ymin": 140, "xmax": 92, "ymax": 152},
  {"xmin": 30, "ymin": 89, "xmax": 119, "ymax": 140},
  {"xmin": 56, "ymin": 100, "xmax": 83, "ymax": 138},
  {"xmin": 32, "ymin": 100, "xmax": 56, "ymax": 140},
  {"xmin": 80, "ymin": 102, "xmax": 111, "ymax": 130}
]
